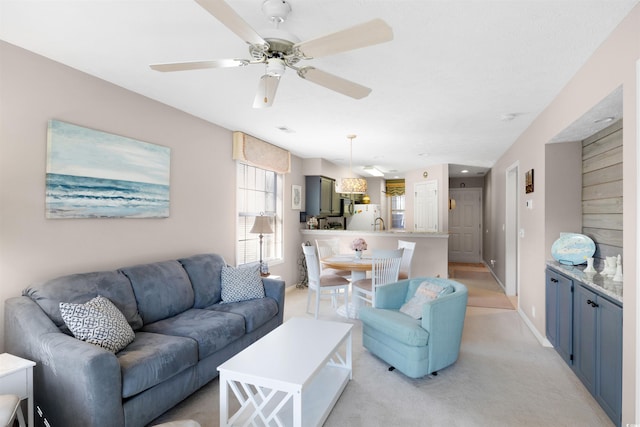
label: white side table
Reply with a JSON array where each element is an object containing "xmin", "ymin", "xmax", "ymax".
[{"xmin": 0, "ymin": 353, "xmax": 35, "ymax": 427}]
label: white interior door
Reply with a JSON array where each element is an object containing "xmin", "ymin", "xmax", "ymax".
[
  {"xmin": 414, "ymin": 181, "xmax": 438, "ymax": 231},
  {"xmin": 448, "ymin": 188, "xmax": 482, "ymax": 263}
]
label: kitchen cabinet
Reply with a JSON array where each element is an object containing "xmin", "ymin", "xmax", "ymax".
[
  {"xmin": 545, "ymin": 269, "xmax": 573, "ymax": 365},
  {"xmin": 545, "ymin": 266, "xmax": 622, "ymax": 426},
  {"xmin": 573, "ymin": 283, "xmax": 622, "ymax": 426},
  {"xmin": 305, "ymin": 176, "xmax": 341, "ymax": 216}
]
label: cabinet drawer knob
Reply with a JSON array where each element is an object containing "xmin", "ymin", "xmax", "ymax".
[{"xmin": 586, "ymin": 299, "xmax": 599, "ymax": 308}]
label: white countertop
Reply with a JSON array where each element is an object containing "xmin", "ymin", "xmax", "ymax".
[
  {"xmin": 547, "ymin": 260, "xmax": 623, "ymax": 305},
  {"xmin": 300, "ymin": 229, "xmax": 449, "ymax": 238}
]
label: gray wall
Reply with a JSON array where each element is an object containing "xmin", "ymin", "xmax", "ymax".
[
  {"xmin": 0, "ymin": 41, "xmax": 305, "ymax": 351},
  {"xmin": 482, "ymin": 6, "xmax": 639, "ymax": 422}
]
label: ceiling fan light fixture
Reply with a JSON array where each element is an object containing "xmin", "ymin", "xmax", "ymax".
[
  {"xmin": 266, "ymin": 58, "xmax": 286, "ymax": 77},
  {"xmin": 151, "ymin": 1, "xmax": 393, "ymax": 108}
]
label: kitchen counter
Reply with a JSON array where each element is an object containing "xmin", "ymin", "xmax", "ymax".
[
  {"xmin": 546, "ymin": 260, "xmax": 623, "ymax": 304},
  {"xmin": 301, "ymin": 229, "xmax": 449, "ymax": 278},
  {"xmin": 301, "ymin": 229, "xmax": 449, "ymax": 237}
]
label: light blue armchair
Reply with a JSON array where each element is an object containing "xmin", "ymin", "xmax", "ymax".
[{"xmin": 359, "ymin": 277, "xmax": 468, "ymax": 378}]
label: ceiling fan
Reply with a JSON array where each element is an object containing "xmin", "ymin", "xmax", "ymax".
[{"xmin": 149, "ymin": 0, "xmax": 393, "ymax": 108}]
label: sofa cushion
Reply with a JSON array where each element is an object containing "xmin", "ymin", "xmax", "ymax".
[
  {"xmin": 359, "ymin": 307, "xmax": 430, "ymax": 347},
  {"xmin": 221, "ymin": 264, "xmax": 265, "ymax": 303},
  {"xmin": 142, "ymin": 309, "xmax": 245, "ymax": 360},
  {"xmin": 179, "ymin": 254, "xmax": 226, "ymax": 308},
  {"xmin": 60, "ymin": 295, "xmax": 135, "ymax": 353},
  {"xmin": 208, "ymin": 297, "xmax": 278, "ymax": 333},
  {"xmin": 400, "ymin": 280, "xmax": 455, "ymax": 319},
  {"xmin": 120, "ymin": 260, "xmax": 194, "ymax": 324},
  {"xmin": 24, "ymin": 270, "xmax": 143, "ymax": 332},
  {"xmin": 117, "ymin": 331, "xmax": 198, "ymax": 398}
]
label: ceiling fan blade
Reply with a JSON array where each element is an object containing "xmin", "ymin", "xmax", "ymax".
[
  {"xmin": 293, "ymin": 18, "xmax": 393, "ymax": 59},
  {"xmin": 297, "ymin": 67, "xmax": 371, "ymax": 99},
  {"xmin": 195, "ymin": 0, "xmax": 267, "ymax": 47},
  {"xmin": 253, "ymin": 75, "xmax": 281, "ymax": 108},
  {"xmin": 150, "ymin": 59, "xmax": 249, "ymax": 72}
]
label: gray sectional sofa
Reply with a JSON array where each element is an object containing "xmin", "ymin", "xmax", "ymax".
[{"xmin": 4, "ymin": 253, "xmax": 285, "ymax": 427}]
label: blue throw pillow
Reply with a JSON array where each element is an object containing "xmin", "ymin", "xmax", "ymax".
[{"xmin": 221, "ymin": 264, "xmax": 265, "ymax": 303}]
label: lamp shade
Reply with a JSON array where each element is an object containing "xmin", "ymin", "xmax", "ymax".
[
  {"xmin": 250, "ymin": 215, "xmax": 274, "ymax": 234},
  {"xmin": 339, "ymin": 177, "xmax": 367, "ymax": 194}
]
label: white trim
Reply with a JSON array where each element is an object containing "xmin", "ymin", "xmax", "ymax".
[
  {"xmin": 635, "ymin": 57, "xmax": 640, "ymax": 424},
  {"xmin": 505, "ymin": 161, "xmax": 520, "ymax": 300}
]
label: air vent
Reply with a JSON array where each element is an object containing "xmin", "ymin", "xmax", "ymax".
[{"xmin": 276, "ymin": 126, "xmax": 295, "ymax": 133}]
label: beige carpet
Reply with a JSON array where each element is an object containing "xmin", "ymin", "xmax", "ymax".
[
  {"xmin": 148, "ymin": 285, "xmax": 614, "ymax": 427},
  {"xmin": 449, "ymin": 263, "xmax": 514, "ymax": 310}
]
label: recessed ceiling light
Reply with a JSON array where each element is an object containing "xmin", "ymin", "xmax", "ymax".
[
  {"xmin": 500, "ymin": 113, "xmax": 516, "ymax": 121},
  {"xmin": 594, "ymin": 117, "xmax": 614, "ymax": 124},
  {"xmin": 461, "ymin": 169, "xmax": 469, "ymax": 174}
]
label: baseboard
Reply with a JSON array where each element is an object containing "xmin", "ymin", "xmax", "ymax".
[
  {"xmin": 482, "ymin": 261, "xmax": 507, "ymax": 292},
  {"xmin": 481, "ymin": 261, "xmax": 552, "ymax": 348},
  {"xmin": 517, "ymin": 307, "xmax": 553, "ymax": 347}
]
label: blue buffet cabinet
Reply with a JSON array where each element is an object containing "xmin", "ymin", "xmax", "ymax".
[
  {"xmin": 545, "ymin": 269, "xmax": 573, "ymax": 365},
  {"xmin": 545, "ymin": 266, "xmax": 622, "ymax": 426}
]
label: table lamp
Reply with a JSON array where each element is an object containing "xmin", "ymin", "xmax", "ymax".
[{"xmin": 250, "ymin": 213, "xmax": 274, "ymax": 276}]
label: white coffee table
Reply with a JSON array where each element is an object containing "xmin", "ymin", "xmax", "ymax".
[{"xmin": 218, "ymin": 317, "xmax": 353, "ymax": 427}]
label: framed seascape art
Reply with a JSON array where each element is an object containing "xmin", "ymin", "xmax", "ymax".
[
  {"xmin": 46, "ymin": 120, "xmax": 171, "ymax": 219},
  {"xmin": 291, "ymin": 184, "xmax": 302, "ymax": 210}
]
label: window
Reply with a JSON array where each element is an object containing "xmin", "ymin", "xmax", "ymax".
[
  {"xmin": 390, "ymin": 195, "xmax": 405, "ymax": 229},
  {"xmin": 236, "ymin": 163, "xmax": 283, "ymax": 266}
]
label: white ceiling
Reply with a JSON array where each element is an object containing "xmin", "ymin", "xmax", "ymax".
[{"xmin": 1, "ymin": 0, "xmax": 637, "ymax": 179}]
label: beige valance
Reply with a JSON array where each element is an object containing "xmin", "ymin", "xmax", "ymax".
[
  {"xmin": 232, "ymin": 132, "xmax": 291, "ymax": 174},
  {"xmin": 386, "ymin": 179, "xmax": 405, "ymax": 196}
]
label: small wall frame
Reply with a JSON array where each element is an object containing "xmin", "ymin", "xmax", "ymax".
[
  {"xmin": 291, "ymin": 184, "xmax": 302, "ymax": 210},
  {"xmin": 525, "ymin": 169, "xmax": 534, "ymax": 194}
]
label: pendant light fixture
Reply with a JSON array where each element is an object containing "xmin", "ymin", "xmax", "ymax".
[{"xmin": 339, "ymin": 134, "xmax": 367, "ymax": 194}]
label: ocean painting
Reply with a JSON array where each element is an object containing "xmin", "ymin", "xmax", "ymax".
[{"xmin": 46, "ymin": 120, "xmax": 170, "ymax": 218}]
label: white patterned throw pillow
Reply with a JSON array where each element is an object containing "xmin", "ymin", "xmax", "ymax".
[
  {"xmin": 400, "ymin": 280, "xmax": 454, "ymax": 319},
  {"xmin": 59, "ymin": 295, "xmax": 135, "ymax": 353},
  {"xmin": 221, "ymin": 264, "xmax": 265, "ymax": 303}
]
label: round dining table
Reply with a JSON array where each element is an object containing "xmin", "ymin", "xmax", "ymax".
[
  {"xmin": 321, "ymin": 254, "xmax": 373, "ymax": 318},
  {"xmin": 321, "ymin": 254, "xmax": 372, "ymax": 281}
]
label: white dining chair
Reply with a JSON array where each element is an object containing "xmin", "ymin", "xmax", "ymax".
[
  {"xmin": 315, "ymin": 238, "xmax": 351, "ymax": 279},
  {"xmin": 397, "ymin": 240, "xmax": 416, "ymax": 280},
  {"xmin": 301, "ymin": 243, "xmax": 350, "ymax": 319},
  {"xmin": 352, "ymin": 248, "xmax": 403, "ymax": 311}
]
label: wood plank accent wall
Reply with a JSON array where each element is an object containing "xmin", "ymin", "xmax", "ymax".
[{"xmin": 582, "ymin": 120, "xmax": 623, "ymax": 269}]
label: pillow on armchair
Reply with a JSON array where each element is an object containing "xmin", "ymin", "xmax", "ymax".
[{"xmin": 399, "ymin": 280, "xmax": 454, "ymax": 319}]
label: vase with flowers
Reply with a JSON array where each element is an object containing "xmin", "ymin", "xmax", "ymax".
[{"xmin": 351, "ymin": 238, "xmax": 367, "ymax": 259}]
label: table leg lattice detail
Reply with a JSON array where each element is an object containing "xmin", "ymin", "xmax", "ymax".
[{"xmin": 227, "ymin": 381, "xmax": 292, "ymax": 427}]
